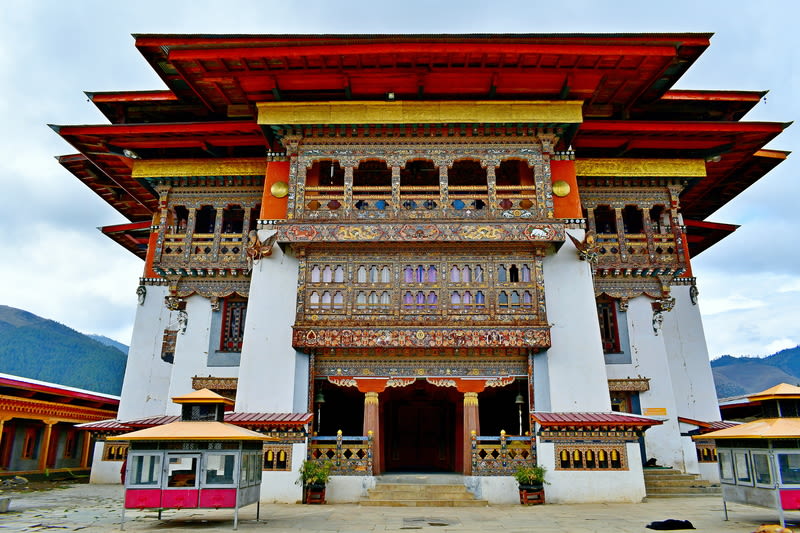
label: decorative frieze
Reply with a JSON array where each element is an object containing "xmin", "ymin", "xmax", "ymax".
[{"xmin": 314, "ymin": 355, "xmax": 528, "ymax": 379}]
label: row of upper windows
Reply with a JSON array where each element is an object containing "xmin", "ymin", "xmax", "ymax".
[
  {"xmin": 308, "ymin": 290, "xmax": 535, "ymax": 310},
  {"xmin": 168, "ymin": 204, "xmax": 260, "ymax": 235},
  {"xmin": 305, "ymin": 159, "xmax": 535, "ymax": 190},
  {"xmin": 309, "ymin": 264, "xmax": 533, "ymax": 284},
  {"xmin": 587, "ymin": 204, "xmax": 672, "ymax": 235}
]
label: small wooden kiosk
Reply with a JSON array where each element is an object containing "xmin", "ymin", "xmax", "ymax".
[
  {"xmin": 109, "ymin": 389, "xmax": 270, "ymax": 530},
  {"xmin": 699, "ymin": 384, "xmax": 800, "ymax": 527}
]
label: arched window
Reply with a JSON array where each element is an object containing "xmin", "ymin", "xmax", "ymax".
[
  {"xmin": 426, "ymin": 291, "xmax": 438, "ymax": 308},
  {"xmin": 475, "ymin": 291, "xmax": 486, "ymax": 308},
  {"xmin": 381, "ymin": 266, "xmax": 391, "ymax": 283},
  {"xmin": 416, "ymin": 265, "xmax": 426, "ymax": 283},
  {"xmin": 333, "ymin": 292, "xmax": 344, "ymax": 309},
  {"xmin": 334, "ymin": 266, "xmax": 344, "ymax": 283},
  {"xmin": 499, "ymin": 291, "xmax": 508, "ymax": 308},
  {"xmin": 474, "ymin": 265, "xmax": 483, "ymax": 282},
  {"xmin": 462, "ymin": 265, "xmax": 472, "ymax": 283},
  {"xmin": 498, "ymin": 266, "xmax": 507, "ymax": 283},
  {"xmin": 509, "ymin": 264, "xmax": 519, "ymax": 283},
  {"xmin": 369, "ymin": 266, "xmax": 379, "ymax": 283},
  {"xmin": 451, "ymin": 292, "xmax": 462, "ymax": 309},
  {"xmin": 310, "ymin": 266, "xmax": 321, "ymax": 283},
  {"xmin": 321, "ymin": 292, "xmax": 332, "ymax": 308},
  {"xmin": 357, "ymin": 266, "xmax": 367, "ymax": 283},
  {"xmin": 322, "ymin": 266, "xmax": 333, "ymax": 283},
  {"xmin": 309, "ymin": 292, "xmax": 320, "ymax": 309},
  {"xmin": 404, "ymin": 266, "xmax": 414, "ymax": 283},
  {"xmin": 585, "ymin": 450, "xmax": 596, "ymax": 469},
  {"xmin": 598, "ymin": 450, "xmax": 609, "ymax": 469},
  {"xmin": 403, "ymin": 291, "xmax": 414, "ymax": 308},
  {"xmin": 572, "ymin": 450, "xmax": 583, "ymax": 469},
  {"xmin": 428, "ymin": 265, "xmax": 438, "ymax": 283},
  {"xmin": 521, "ymin": 265, "xmax": 531, "ymax": 282},
  {"xmin": 610, "ymin": 449, "xmax": 621, "ymax": 469},
  {"xmin": 356, "ymin": 292, "xmax": 367, "ymax": 309},
  {"xmin": 450, "ymin": 266, "xmax": 460, "ymax": 282},
  {"xmin": 415, "ymin": 291, "xmax": 426, "ymax": 309},
  {"xmin": 510, "ymin": 291, "xmax": 520, "ymax": 307},
  {"xmin": 522, "ymin": 291, "xmax": 533, "ymax": 308},
  {"xmin": 560, "ymin": 450, "xmax": 570, "ymax": 469},
  {"xmin": 368, "ymin": 292, "xmax": 379, "ymax": 306},
  {"xmin": 380, "ymin": 292, "xmax": 391, "ymax": 307}
]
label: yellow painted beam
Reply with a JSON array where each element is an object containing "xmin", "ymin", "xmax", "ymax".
[
  {"xmin": 257, "ymin": 100, "xmax": 584, "ymax": 126},
  {"xmin": 575, "ymin": 158, "xmax": 706, "ymax": 178},
  {"xmin": 132, "ymin": 158, "xmax": 267, "ymax": 178}
]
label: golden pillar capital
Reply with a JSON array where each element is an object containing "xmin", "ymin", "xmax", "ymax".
[
  {"xmin": 364, "ymin": 391, "xmax": 379, "ymax": 405},
  {"xmin": 463, "ymin": 391, "xmax": 479, "ymax": 407}
]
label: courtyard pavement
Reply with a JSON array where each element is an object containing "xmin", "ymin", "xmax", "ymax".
[{"xmin": 1, "ymin": 483, "xmax": 799, "ymax": 532}]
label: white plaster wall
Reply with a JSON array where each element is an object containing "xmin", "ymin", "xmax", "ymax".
[
  {"xmin": 326, "ymin": 476, "xmax": 375, "ymax": 503},
  {"xmin": 537, "ymin": 441, "xmax": 646, "ymax": 503},
  {"xmin": 164, "ymin": 295, "xmax": 239, "ymax": 416},
  {"xmin": 88, "ymin": 442, "xmax": 122, "ymax": 484},
  {"xmin": 625, "ymin": 295, "xmax": 684, "ymax": 470},
  {"xmin": 259, "ymin": 443, "xmax": 306, "ymax": 503},
  {"xmin": 467, "ymin": 476, "xmax": 519, "ymax": 504},
  {"xmin": 680, "ymin": 436, "xmax": 700, "ymax": 475},
  {"xmin": 540, "ymin": 229, "xmax": 611, "ymax": 412},
  {"xmin": 661, "ymin": 285, "xmax": 721, "ymax": 422},
  {"xmin": 236, "ymin": 234, "xmax": 303, "ymax": 413},
  {"xmin": 698, "ymin": 462, "xmax": 720, "ymax": 484},
  {"xmin": 117, "ymin": 284, "xmax": 174, "ymax": 421}
]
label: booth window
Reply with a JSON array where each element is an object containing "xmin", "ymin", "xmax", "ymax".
[
  {"xmin": 752, "ymin": 452, "xmax": 772, "ymax": 485},
  {"xmin": 167, "ymin": 454, "xmax": 198, "ymax": 488},
  {"xmin": 778, "ymin": 453, "xmax": 800, "ymax": 484},
  {"xmin": 205, "ymin": 453, "xmax": 236, "ymax": 485},
  {"xmin": 718, "ymin": 450, "xmax": 734, "ymax": 482},
  {"xmin": 734, "ymin": 451, "xmax": 752, "ymax": 484},
  {"xmin": 131, "ymin": 454, "xmax": 161, "ymax": 486}
]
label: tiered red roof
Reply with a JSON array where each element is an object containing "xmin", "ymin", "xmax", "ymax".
[{"xmin": 53, "ymin": 33, "xmax": 788, "ymax": 257}]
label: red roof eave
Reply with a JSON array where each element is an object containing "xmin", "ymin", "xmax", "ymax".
[
  {"xmin": 88, "ymin": 90, "xmax": 178, "ymax": 103},
  {"xmin": 661, "ymin": 89, "xmax": 766, "ymax": 103},
  {"xmin": 532, "ymin": 412, "xmax": 663, "ymax": 427},
  {"xmin": 0, "ymin": 375, "xmax": 120, "ymax": 405}
]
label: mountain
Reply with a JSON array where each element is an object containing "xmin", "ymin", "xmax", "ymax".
[
  {"xmin": 712, "ymin": 346, "xmax": 800, "ymax": 398},
  {"xmin": 88, "ymin": 334, "xmax": 129, "ymax": 355},
  {"xmin": 0, "ymin": 305, "xmax": 127, "ymax": 396}
]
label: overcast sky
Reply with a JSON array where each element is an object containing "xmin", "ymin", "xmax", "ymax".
[{"xmin": 0, "ymin": 0, "xmax": 797, "ymax": 359}]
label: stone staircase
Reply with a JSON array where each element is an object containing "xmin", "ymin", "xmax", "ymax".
[
  {"xmin": 361, "ymin": 474, "xmax": 488, "ymax": 507},
  {"xmin": 644, "ymin": 468, "xmax": 721, "ymax": 498}
]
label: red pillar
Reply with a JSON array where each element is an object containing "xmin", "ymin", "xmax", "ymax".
[
  {"xmin": 355, "ymin": 378, "xmax": 388, "ymax": 475},
  {"xmin": 456, "ymin": 379, "xmax": 486, "ymax": 475}
]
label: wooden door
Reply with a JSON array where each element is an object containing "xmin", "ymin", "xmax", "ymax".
[{"xmin": 386, "ymin": 400, "xmax": 454, "ymax": 472}]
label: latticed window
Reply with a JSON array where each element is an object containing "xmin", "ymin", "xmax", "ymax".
[
  {"xmin": 102, "ymin": 442, "xmax": 129, "ymax": 461},
  {"xmin": 161, "ymin": 329, "xmax": 177, "ymax": 364},
  {"xmin": 263, "ymin": 445, "xmax": 292, "ymax": 471},
  {"xmin": 556, "ymin": 444, "xmax": 627, "ymax": 470},
  {"xmin": 597, "ymin": 298, "xmax": 621, "ymax": 353},
  {"xmin": 220, "ymin": 298, "xmax": 247, "ymax": 352}
]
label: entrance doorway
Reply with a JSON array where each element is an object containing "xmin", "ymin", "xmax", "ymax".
[{"xmin": 383, "ymin": 382, "xmax": 460, "ymax": 472}]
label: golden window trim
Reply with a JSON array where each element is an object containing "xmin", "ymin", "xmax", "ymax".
[
  {"xmin": 263, "ymin": 444, "xmax": 292, "ymax": 472},
  {"xmin": 608, "ymin": 378, "xmax": 650, "ymax": 392},
  {"xmin": 192, "ymin": 377, "xmax": 239, "ymax": 390},
  {"xmin": 554, "ymin": 443, "xmax": 628, "ymax": 471},
  {"xmin": 102, "ymin": 441, "xmax": 129, "ymax": 462}
]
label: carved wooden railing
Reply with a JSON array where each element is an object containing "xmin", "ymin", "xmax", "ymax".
[
  {"xmin": 595, "ymin": 232, "xmax": 682, "ymax": 269},
  {"xmin": 308, "ymin": 431, "xmax": 373, "ymax": 475},
  {"xmin": 471, "ymin": 431, "xmax": 535, "ymax": 476},
  {"xmin": 297, "ymin": 184, "xmax": 538, "ymax": 221},
  {"xmin": 158, "ymin": 231, "xmax": 248, "ymax": 269}
]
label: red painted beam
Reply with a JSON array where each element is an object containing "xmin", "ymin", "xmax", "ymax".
[
  {"xmin": 168, "ymin": 42, "xmax": 681, "ymax": 62},
  {"xmin": 101, "ymin": 221, "xmax": 151, "ymax": 234},
  {"xmin": 661, "ymin": 89, "xmax": 766, "ymax": 102},
  {"xmin": 88, "ymin": 91, "xmax": 178, "ymax": 103},
  {"xmin": 579, "ymin": 120, "xmax": 788, "ymax": 134},
  {"xmin": 55, "ymin": 121, "xmax": 260, "ymax": 136},
  {"xmin": 684, "ymin": 219, "xmax": 739, "ymax": 232}
]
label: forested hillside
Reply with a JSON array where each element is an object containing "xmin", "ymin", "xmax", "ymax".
[
  {"xmin": 0, "ymin": 305, "xmax": 127, "ymax": 395},
  {"xmin": 712, "ymin": 346, "xmax": 800, "ymax": 398}
]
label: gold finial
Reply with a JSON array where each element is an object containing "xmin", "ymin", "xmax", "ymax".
[{"xmin": 337, "ymin": 429, "xmax": 342, "ymax": 436}]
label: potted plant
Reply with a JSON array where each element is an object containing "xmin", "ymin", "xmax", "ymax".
[
  {"xmin": 298, "ymin": 460, "xmax": 332, "ymax": 504},
  {"xmin": 514, "ymin": 464, "xmax": 547, "ymax": 504}
]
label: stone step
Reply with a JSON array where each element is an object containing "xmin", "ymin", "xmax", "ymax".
[
  {"xmin": 363, "ymin": 475, "xmax": 484, "ymax": 507},
  {"xmin": 646, "ymin": 486, "xmax": 721, "ymax": 496},
  {"xmin": 645, "ymin": 478, "xmax": 714, "ymax": 488},
  {"xmin": 360, "ymin": 498, "xmax": 489, "ymax": 507}
]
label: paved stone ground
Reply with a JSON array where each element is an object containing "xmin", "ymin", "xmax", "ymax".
[{"xmin": 2, "ymin": 483, "xmax": 800, "ymax": 532}]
